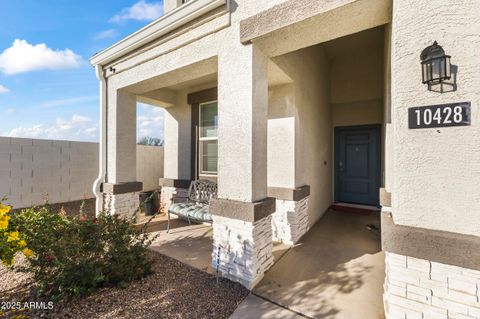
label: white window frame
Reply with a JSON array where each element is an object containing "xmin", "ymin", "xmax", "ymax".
[{"xmin": 198, "ymin": 100, "xmax": 218, "ymax": 176}]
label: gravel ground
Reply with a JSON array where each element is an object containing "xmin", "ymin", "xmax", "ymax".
[{"xmin": 0, "ymin": 252, "xmax": 248, "ymax": 319}]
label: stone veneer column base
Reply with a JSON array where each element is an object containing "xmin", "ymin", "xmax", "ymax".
[
  {"xmin": 271, "ymin": 196, "xmax": 309, "ymax": 245},
  {"xmin": 159, "ymin": 186, "xmax": 189, "ymax": 214},
  {"xmin": 384, "ymin": 252, "xmax": 480, "ymax": 319},
  {"xmin": 103, "ymin": 192, "xmax": 140, "ymax": 218},
  {"xmin": 212, "ymin": 215, "xmax": 274, "ymax": 290}
]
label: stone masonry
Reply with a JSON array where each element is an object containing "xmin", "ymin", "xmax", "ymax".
[
  {"xmin": 212, "ymin": 214, "xmax": 274, "ymax": 290},
  {"xmin": 384, "ymin": 252, "xmax": 480, "ymax": 319},
  {"xmin": 103, "ymin": 192, "xmax": 140, "ymax": 218},
  {"xmin": 271, "ymin": 196, "xmax": 309, "ymax": 245},
  {"xmin": 160, "ymin": 186, "xmax": 189, "ymax": 214}
]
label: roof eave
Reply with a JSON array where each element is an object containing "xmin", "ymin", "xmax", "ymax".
[{"xmin": 90, "ymin": 0, "xmax": 227, "ymax": 67}]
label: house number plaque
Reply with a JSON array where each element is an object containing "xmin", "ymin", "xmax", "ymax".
[{"xmin": 408, "ymin": 102, "xmax": 471, "ymax": 129}]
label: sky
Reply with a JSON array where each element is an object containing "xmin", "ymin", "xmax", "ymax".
[{"xmin": 0, "ymin": 0, "xmax": 165, "ymax": 142}]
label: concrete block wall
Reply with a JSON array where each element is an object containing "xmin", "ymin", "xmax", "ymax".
[
  {"xmin": 0, "ymin": 137, "xmax": 164, "ymax": 209},
  {"xmin": 136, "ymin": 144, "xmax": 164, "ymax": 191},
  {"xmin": 384, "ymin": 252, "xmax": 480, "ymax": 319}
]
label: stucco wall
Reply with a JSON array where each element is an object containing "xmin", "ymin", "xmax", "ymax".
[
  {"xmin": 267, "ymin": 84, "xmax": 296, "ymax": 188},
  {"xmin": 101, "ymin": 0, "xmax": 391, "ymax": 207},
  {"xmin": 272, "ymin": 46, "xmax": 332, "ymax": 226},
  {"xmin": 330, "ymin": 41, "xmax": 384, "ymax": 127},
  {"xmin": 164, "ymin": 89, "xmax": 192, "ymax": 180},
  {"xmin": 106, "ymin": 90, "xmax": 137, "ymax": 184},
  {"xmin": 164, "ymin": 0, "xmax": 183, "ymax": 13},
  {"xmin": 391, "ymin": 0, "xmax": 480, "ymax": 236},
  {"xmin": 383, "ymin": 24, "xmax": 393, "ymax": 192},
  {"xmin": 0, "ymin": 137, "xmax": 163, "ymax": 209},
  {"xmin": 267, "ymin": 31, "xmax": 385, "ymax": 224}
]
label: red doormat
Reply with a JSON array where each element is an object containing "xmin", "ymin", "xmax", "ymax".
[{"xmin": 330, "ymin": 204, "xmax": 373, "ymax": 216}]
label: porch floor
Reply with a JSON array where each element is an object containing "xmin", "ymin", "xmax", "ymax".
[
  {"xmin": 252, "ymin": 210, "xmax": 385, "ymax": 319},
  {"xmin": 146, "ymin": 215, "xmax": 290, "ymax": 275},
  {"xmin": 146, "ymin": 210, "xmax": 385, "ymax": 318}
]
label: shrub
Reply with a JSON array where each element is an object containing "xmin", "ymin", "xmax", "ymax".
[
  {"xmin": 12, "ymin": 206, "xmax": 155, "ymax": 300},
  {"xmin": 0, "ymin": 200, "xmax": 33, "ymax": 266}
]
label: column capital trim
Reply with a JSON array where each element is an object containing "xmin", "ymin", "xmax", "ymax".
[
  {"xmin": 210, "ymin": 197, "xmax": 276, "ymax": 223},
  {"xmin": 382, "ymin": 212, "xmax": 480, "ymax": 271},
  {"xmin": 268, "ymin": 185, "xmax": 310, "ymax": 201},
  {"xmin": 159, "ymin": 178, "xmax": 192, "ymax": 189},
  {"xmin": 101, "ymin": 181, "xmax": 143, "ymax": 195}
]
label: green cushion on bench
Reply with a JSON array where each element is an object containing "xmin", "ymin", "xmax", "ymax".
[{"xmin": 169, "ymin": 202, "xmax": 212, "ymax": 222}]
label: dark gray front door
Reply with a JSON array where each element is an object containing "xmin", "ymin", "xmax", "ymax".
[{"xmin": 334, "ymin": 125, "xmax": 381, "ymax": 206}]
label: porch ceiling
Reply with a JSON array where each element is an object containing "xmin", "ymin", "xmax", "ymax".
[
  {"xmin": 268, "ymin": 60, "xmax": 293, "ymax": 87},
  {"xmin": 124, "ymin": 56, "xmax": 218, "ymax": 96},
  {"xmin": 132, "ymin": 56, "xmax": 291, "ymax": 108},
  {"xmin": 323, "ymin": 26, "xmax": 384, "ymax": 59}
]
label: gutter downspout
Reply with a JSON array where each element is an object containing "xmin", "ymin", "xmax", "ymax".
[{"xmin": 93, "ymin": 65, "xmax": 107, "ymax": 216}]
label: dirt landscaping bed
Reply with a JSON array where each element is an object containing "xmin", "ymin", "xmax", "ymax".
[
  {"xmin": 11, "ymin": 198, "xmax": 96, "ymax": 217},
  {"xmin": 0, "ymin": 251, "xmax": 248, "ymax": 319}
]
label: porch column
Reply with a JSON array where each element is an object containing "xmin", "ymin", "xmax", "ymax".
[
  {"xmin": 159, "ymin": 92, "xmax": 192, "ymax": 213},
  {"xmin": 102, "ymin": 89, "xmax": 142, "ymax": 217},
  {"xmin": 267, "ymin": 84, "xmax": 311, "ymax": 245},
  {"xmin": 211, "ymin": 44, "xmax": 275, "ymax": 289}
]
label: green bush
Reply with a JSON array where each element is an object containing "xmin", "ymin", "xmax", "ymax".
[{"xmin": 11, "ymin": 206, "xmax": 155, "ymax": 300}]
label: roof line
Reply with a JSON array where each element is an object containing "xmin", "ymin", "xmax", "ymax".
[{"xmin": 90, "ymin": 0, "xmax": 227, "ymax": 67}]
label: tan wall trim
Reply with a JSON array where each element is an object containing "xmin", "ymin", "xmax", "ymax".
[
  {"xmin": 159, "ymin": 178, "xmax": 191, "ymax": 189},
  {"xmin": 379, "ymin": 188, "xmax": 391, "ymax": 207},
  {"xmin": 381, "ymin": 213, "xmax": 480, "ymax": 271},
  {"xmin": 210, "ymin": 197, "xmax": 276, "ymax": 222},
  {"xmin": 268, "ymin": 185, "xmax": 310, "ymax": 201},
  {"xmin": 102, "ymin": 182, "xmax": 143, "ymax": 195},
  {"xmin": 187, "ymin": 87, "xmax": 217, "ymax": 104}
]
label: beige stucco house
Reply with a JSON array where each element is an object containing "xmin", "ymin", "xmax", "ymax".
[{"xmin": 90, "ymin": 0, "xmax": 480, "ymax": 317}]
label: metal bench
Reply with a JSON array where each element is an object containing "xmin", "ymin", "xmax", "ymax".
[{"xmin": 167, "ymin": 179, "xmax": 217, "ymax": 232}]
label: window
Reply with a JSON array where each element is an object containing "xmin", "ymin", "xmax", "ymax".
[{"xmin": 199, "ymin": 101, "xmax": 218, "ymax": 175}]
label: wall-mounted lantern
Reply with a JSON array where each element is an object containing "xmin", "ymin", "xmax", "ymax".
[{"xmin": 421, "ymin": 41, "xmax": 451, "ymax": 85}]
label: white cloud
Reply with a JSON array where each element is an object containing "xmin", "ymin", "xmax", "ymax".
[
  {"xmin": 137, "ymin": 103, "xmax": 164, "ymax": 140},
  {"xmin": 0, "ymin": 85, "xmax": 9, "ymax": 93},
  {"xmin": 5, "ymin": 108, "xmax": 14, "ymax": 114},
  {"xmin": 0, "ymin": 84, "xmax": 10, "ymax": 94},
  {"xmin": 41, "ymin": 95, "xmax": 98, "ymax": 108},
  {"xmin": 110, "ymin": 1, "xmax": 163, "ymax": 23},
  {"xmin": 94, "ymin": 29, "xmax": 118, "ymax": 40},
  {"xmin": 3, "ymin": 114, "xmax": 98, "ymax": 142},
  {"xmin": 0, "ymin": 39, "xmax": 83, "ymax": 75}
]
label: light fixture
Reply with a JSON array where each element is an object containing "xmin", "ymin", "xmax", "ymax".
[{"xmin": 420, "ymin": 41, "xmax": 451, "ymax": 85}]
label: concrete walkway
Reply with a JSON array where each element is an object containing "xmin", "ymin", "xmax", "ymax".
[
  {"xmin": 144, "ymin": 211, "xmax": 385, "ymax": 318},
  {"xmin": 252, "ymin": 210, "xmax": 385, "ymax": 319},
  {"xmin": 230, "ymin": 294, "xmax": 305, "ymax": 319}
]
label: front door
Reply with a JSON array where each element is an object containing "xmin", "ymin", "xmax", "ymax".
[{"xmin": 334, "ymin": 125, "xmax": 381, "ymax": 206}]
